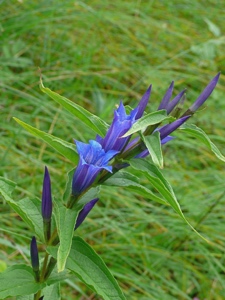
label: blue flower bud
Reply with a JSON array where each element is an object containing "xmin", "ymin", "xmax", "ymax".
[
  {"xmin": 75, "ymin": 198, "xmax": 99, "ymax": 230},
  {"xmin": 30, "ymin": 236, "xmax": 39, "ymax": 271},
  {"xmin": 42, "ymin": 166, "xmax": 52, "ymax": 222}
]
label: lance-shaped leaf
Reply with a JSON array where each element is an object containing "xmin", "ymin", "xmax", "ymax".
[
  {"xmin": 0, "ymin": 177, "xmax": 44, "ymax": 241},
  {"xmin": 180, "ymin": 123, "xmax": 225, "ymax": 162},
  {"xmin": 40, "ymin": 80, "xmax": 108, "ymax": 136},
  {"xmin": 141, "ymin": 131, "xmax": 163, "ymax": 168},
  {"xmin": 13, "ymin": 118, "xmax": 78, "ymax": 164},
  {"xmin": 54, "ymin": 200, "xmax": 79, "ymax": 272},
  {"xmin": 122, "ymin": 110, "xmax": 174, "ymax": 137},
  {"xmin": 42, "ymin": 283, "xmax": 60, "ymax": 300},
  {"xmin": 47, "ymin": 237, "xmax": 126, "ymax": 300},
  {"xmin": 130, "ymin": 159, "xmax": 208, "ymax": 241},
  {"xmin": 104, "ymin": 171, "xmax": 167, "ymax": 205}
]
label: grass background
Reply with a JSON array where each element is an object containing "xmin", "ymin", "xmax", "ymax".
[{"xmin": 1, "ymin": 0, "xmax": 225, "ymax": 299}]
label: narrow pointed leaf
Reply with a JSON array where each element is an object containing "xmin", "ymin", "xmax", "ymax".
[
  {"xmin": 0, "ymin": 177, "xmax": 44, "ymax": 240},
  {"xmin": 180, "ymin": 124, "xmax": 225, "ymax": 162},
  {"xmin": 40, "ymin": 80, "xmax": 108, "ymax": 136},
  {"xmin": 130, "ymin": 159, "xmax": 208, "ymax": 241},
  {"xmin": 104, "ymin": 171, "xmax": 167, "ymax": 205},
  {"xmin": 141, "ymin": 131, "xmax": 163, "ymax": 168},
  {"xmin": 54, "ymin": 201, "xmax": 79, "ymax": 272},
  {"xmin": 13, "ymin": 118, "xmax": 78, "ymax": 164},
  {"xmin": 17, "ymin": 295, "xmax": 33, "ymax": 300},
  {"xmin": 122, "ymin": 110, "xmax": 174, "ymax": 137},
  {"xmin": 48, "ymin": 237, "xmax": 126, "ymax": 300},
  {"xmin": 42, "ymin": 283, "xmax": 60, "ymax": 300}
]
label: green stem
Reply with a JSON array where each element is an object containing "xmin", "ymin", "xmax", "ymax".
[
  {"xmin": 43, "ymin": 220, "xmax": 51, "ymax": 243},
  {"xmin": 44, "ymin": 257, "xmax": 57, "ymax": 280}
]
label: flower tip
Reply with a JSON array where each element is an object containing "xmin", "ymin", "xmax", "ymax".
[
  {"xmin": 135, "ymin": 84, "xmax": 152, "ymax": 120},
  {"xmin": 214, "ymin": 71, "xmax": 221, "ymax": 83}
]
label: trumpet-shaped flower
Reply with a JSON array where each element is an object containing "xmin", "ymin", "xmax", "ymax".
[
  {"xmin": 97, "ymin": 86, "xmax": 151, "ymax": 152},
  {"xmin": 72, "ymin": 140, "xmax": 118, "ymax": 195}
]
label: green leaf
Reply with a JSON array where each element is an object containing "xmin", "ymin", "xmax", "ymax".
[
  {"xmin": 40, "ymin": 80, "xmax": 108, "ymax": 136},
  {"xmin": 0, "ymin": 177, "xmax": 16, "ymax": 198},
  {"xmin": 48, "ymin": 237, "xmax": 126, "ymax": 300},
  {"xmin": 130, "ymin": 159, "xmax": 208, "ymax": 241},
  {"xmin": 122, "ymin": 110, "xmax": 174, "ymax": 137},
  {"xmin": 13, "ymin": 118, "xmax": 78, "ymax": 164},
  {"xmin": 63, "ymin": 167, "xmax": 76, "ymax": 204},
  {"xmin": 104, "ymin": 171, "xmax": 167, "ymax": 205},
  {"xmin": 54, "ymin": 201, "xmax": 79, "ymax": 272},
  {"xmin": 17, "ymin": 295, "xmax": 33, "ymax": 300},
  {"xmin": 0, "ymin": 177, "xmax": 44, "ymax": 240},
  {"xmin": 0, "ymin": 265, "xmax": 45, "ymax": 298},
  {"xmin": 180, "ymin": 124, "xmax": 225, "ymax": 162},
  {"xmin": 141, "ymin": 131, "xmax": 163, "ymax": 168},
  {"xmin": 42, "ymin": 283, "xmax": 60, "ymax": 300}
]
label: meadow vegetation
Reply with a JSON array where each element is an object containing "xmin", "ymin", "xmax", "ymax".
[{"xmin": 1, "ymin": 1, "xmax": 225, "ymax": 299}]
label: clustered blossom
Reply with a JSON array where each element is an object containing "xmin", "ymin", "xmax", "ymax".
[
  {"xmin": 69, "ymin": 73, "xmax": 220, "ymax": 226},
  {"xmin": 41, "ymin": 73, "xmax": 219, "ymax": 230},
  {"xmin": 72, "ymin": 140, "xmax": 118, "ymax": 196}
]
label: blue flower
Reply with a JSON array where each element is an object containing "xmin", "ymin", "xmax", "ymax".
[
  {"xmin": 72, "ymin": 140, "xmax": 118, "ymax": 195},
  {"xmin": 75, "ymin": 198, "xmax": 99, "ymax": 230},
  {"xmin": 97, "ymin": 86, "xmax": 151, "ymax": 152}
]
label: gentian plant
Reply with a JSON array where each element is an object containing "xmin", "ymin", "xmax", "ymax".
[{"xmin": 0, "ymin": 72, "xmax": 224, "ymax": 299}]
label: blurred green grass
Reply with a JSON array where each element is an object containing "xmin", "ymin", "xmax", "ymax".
[{"xmin": 1, "ymin": 0, "xmax": 225, "ymax": 299}]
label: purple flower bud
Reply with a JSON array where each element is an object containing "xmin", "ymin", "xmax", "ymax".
[
  {"xmin": 75, "ymin": 198, "xmax": 99, "ymax": 230},
  {"xmin": 135, "ymin": 85, "xmax": 152, "ymax": 120},
  {"xmin": 158, "ymin": 81, "xmax": 174, "ymax": 110},
  {"xmin": 186, "ymin": 72, "xmax": 220, "ymax": 113},
  {"xmin": 30, "ymin": 236, "xmax": 39, "ymax": 271},
  {"xmin": 159, "ymin": 116, "xmax": 190, "ymax": 140},
  {"xmin": 166, "ymin": 89, "xmax": 186, "ymax": 114},
  {"xmin": 42, "ymin": 166, "xmax": 52, "ymax": 222},
  {"xmin": 72, "ymin": 140, "xmax": 118, "ymax": 195}
]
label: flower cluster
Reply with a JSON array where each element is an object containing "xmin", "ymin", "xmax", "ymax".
[{"xmin": 41, "ymin": 73, "xmax": 220, "ymax": 230}]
